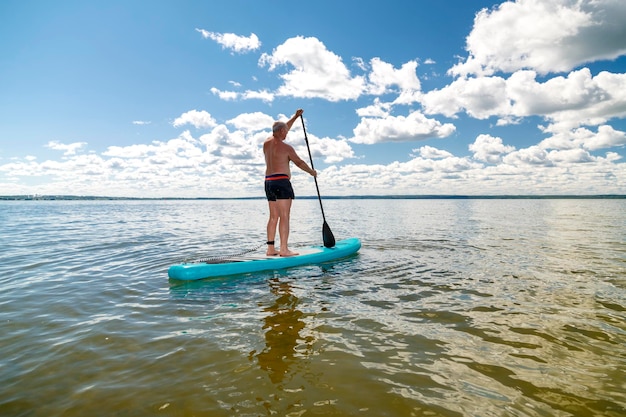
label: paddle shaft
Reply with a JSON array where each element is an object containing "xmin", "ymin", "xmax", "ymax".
[{"xmin": 300, "ymin": 115, "xmax": 327, "ymax": 222}]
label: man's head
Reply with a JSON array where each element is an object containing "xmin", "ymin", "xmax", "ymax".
[{"xmin": 272, "ymin": 122, "xmax": 288, "ymax": 138}]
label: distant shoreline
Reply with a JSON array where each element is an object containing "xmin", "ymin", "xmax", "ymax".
[{"xmin": 1, "ymin": 194, "xmax": 624, "ymax": 201}]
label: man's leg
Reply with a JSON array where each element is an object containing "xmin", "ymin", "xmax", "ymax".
[
  {"xmin": 266, "ymin": 201, "xmax": 279, "ymax": 256},
  {"xmin": 276, "ymin": 198, "xmax": 298, "ymax": 256}
]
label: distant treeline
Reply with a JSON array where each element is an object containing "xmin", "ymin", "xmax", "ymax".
[{"xmin": 1, "ymin": 194, "xmax": 624, "ymax": 201}]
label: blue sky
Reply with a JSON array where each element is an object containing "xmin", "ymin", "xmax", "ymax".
[{"xmin": 1, "ymin": 0, "xmax": 625, "ymax": 197}]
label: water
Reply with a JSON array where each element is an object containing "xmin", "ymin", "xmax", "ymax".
[{"xmin": 1, "ymin": 198, "xmax": 624, "ymax": 417}]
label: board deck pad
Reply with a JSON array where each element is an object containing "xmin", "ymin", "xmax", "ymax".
[
  {"xmin": 222, "ymin": 247, "xmax": 321, "ymax": 261},
  {"xmin": 204, "ymin": 247, "xmax": 322, "ymax": 263}
]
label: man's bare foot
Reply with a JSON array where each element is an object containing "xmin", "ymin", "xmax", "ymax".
[
  {"xmin": 266, "ymin": 242, "xmax": 278, "ymax": 256},
  {"xmin": 279, "ymin": 249, "xmax": 299, "ymax": 257}
]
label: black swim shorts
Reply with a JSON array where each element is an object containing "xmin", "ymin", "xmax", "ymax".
[{"xmin": 265, "ymin": 174, "xmax": 295, "ymax": 201}]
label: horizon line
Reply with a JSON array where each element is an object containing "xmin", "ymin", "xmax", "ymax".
[{"xmin": 1, "ymin": 194, "xmax": 625, "ymax": 201}]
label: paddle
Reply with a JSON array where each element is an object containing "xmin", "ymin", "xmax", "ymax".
[{"xmin": 301, "ymin": 115, "xmax": 336, "ymax": 248}]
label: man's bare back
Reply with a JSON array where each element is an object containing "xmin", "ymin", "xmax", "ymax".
[{"xmin": 263, "ymin": 138, "xmax": 295, "ymax": 178}]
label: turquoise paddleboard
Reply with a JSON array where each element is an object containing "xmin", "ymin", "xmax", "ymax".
[{"xmin": 168, "ymin": 237, "xmax": 361, "ymax": 281}]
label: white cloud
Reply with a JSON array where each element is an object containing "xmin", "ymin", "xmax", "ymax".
[
  {"xmin": 296, "ymin": 136, "xmax": 355, "ymax": 164},
  {"xmin": 584, "ymin": 125, "xmax": 626, "ymax": 150},
  {"xmin": 547, "ymin": 148, "xmax": 595, "ymax": 163},
  {"xmin": 172, "ymin": 110, "xmax": 217, "ymax": 129},
  {"xmin": 196, "ymin": 29, "xmax": 261, "ymax": 53},
  {"xmin": 3, "ymin": 130, "xmax": 624, "ymax": 196},
  {"xmin": 352, "ymin": 57, "xmax": 367, "ymax": 71},
  {"xmin": 209, "ymin": 88, "xmax": 275, "ymax": 103},
  {"xmin": 416, "ymin": 145, "xmax": 453, "ymax": 159},
  {"xmin": 422, "ymin": 67, "xmax": 626, "ymax": 145},
  {"xmin": 450, "ymin": 0, "xmax": 626, "ymax": 77},
  {"xmin": 104, "ymin": 143, "xmax": 155, "ymax": 159},
  {"xmin": 0, "ymin": 109, "xmax": 364, "ymax": 197},
  {"xmin": 507, "ymin": 69, "xmax": 602, "ymax": 117},
  {"xmin": 46, "ymin": 141, "xmax": 87, "ymax": 156},
  {"xmin": 502, "ymin": 145, "xmax": 552, "ymax": 166},
  {"xmin": 260, "ymin": 119, "xmax": 356, "ymax": 165},
  {"xmin": 199, "ymin": 125, "xmax": 260, "ymax": 160},
  {"xmin": 227, "ymin": 112, "xmax": 274, "ymax": 133},
  {"xmin": 355, "ymin": 99, "xmax": 392, "ymax": 118},
  {"xmin": 539, "ymin": 124, "xmax": 626, "ymax": 151},
  {"xmin": 259, "ymin": 36, "xmax": 366, "ymax": 101},
  {"xmin": 535, "ymin": 70, "xmax": 626, "ymax": 131},
  {"xmin": 366, "ymin": 58, "xmax": 421, "ymax": 97},
  {"xmin": 469, "ymin": 134, "xmax": 516, "ymax": 163},
  {"xmin": 132, "ymin": 120, "xmax": 151, "ymax": 125},
  {"xmin": 241, "ymin": 90, "xmax": 275, "ymax": 102},
  {"xmin": 313, "ymin": 139, "xmax": 625, "ymax": 196},
  {"xmin": 250, "ymin": 37, "xmax": 425, "ymax": 104},
  {"xmin": 210, "ymin": 87, "xmax": 239, "ymax": 101},
  {"xmin": 507, "ymin": 69, "xmax": 626, "ymax": 123},
  {"xmin": 421, "ymin": 76, "xmax": 511, "ymax": 119},
  {"xmin": 350, "ymin": 111, "xmax": 456, "ymax": 144}
]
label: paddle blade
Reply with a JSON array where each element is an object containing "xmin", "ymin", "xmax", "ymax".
[{"xmin": 322, "ymin": 221, "xmax": 336, "ymax": 248}]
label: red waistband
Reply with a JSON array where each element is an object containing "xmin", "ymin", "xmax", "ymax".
[{"xmin": 265, "ymin": 174, "xmax": 290, "ymax": 181}]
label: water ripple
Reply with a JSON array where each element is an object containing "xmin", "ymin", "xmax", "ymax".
[{"xmin": 1, "ymin": 199, "xmax": 625, "ymax": 416}]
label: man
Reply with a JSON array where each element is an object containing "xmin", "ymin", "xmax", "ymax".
[{"xmin": 264, "ymin": 109, "xmax": 317, "ymax": 257}]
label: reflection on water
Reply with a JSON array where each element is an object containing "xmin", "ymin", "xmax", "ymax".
[{"xmin": 254, "ymin": 278, "xmax": 310, "ymax": 385}]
